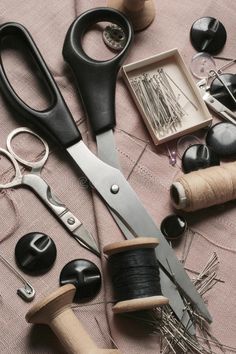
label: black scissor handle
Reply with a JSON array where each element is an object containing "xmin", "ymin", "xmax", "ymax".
[
  {"xmin": 63, "ymin": 7, "xmax": 133, "ymax": 135},
  {"xmin": 0, "ymin": 23, "xmax": 81, "ymax": 147}
]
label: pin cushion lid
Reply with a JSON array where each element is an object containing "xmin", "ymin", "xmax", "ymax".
[
  {"xmin": 206, "ymin": 122, "xmax": 236, "ymax": 156},
  {"xmin": 182, "ymin": 144, "xmax": 220, "ymax": 173},
  {"xmin": 60, "ymin": 259, "xmax": 102, "ymax": 302},
  {"xmin": 15, "ymin": 232, "xmax": 57, "ymax": 275},
  {"xmin": 190, "ymin": 17, "xmax": 227, "ymax": 54}
]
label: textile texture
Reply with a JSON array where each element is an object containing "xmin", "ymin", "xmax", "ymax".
[{"xmin": 0, "ymin": 0, "xmax": 235, "ymax": 353}]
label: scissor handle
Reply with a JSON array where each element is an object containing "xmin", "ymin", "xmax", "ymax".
[
  {"xmin": 63, "ymin": 7, "xmax": 133, "ymax": 135},
  {"xmin": 7, "ymin": 127, "xmax": 49, "ymax": 171},
  {"xmin": 0, "ymin": 23, "xmax": 81, "ymax": 148},
  {"xmin": 0, "ymin": 148, "xmax": 22, "ymax": 188}
]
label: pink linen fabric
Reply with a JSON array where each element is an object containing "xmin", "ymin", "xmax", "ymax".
[{"xmin": 0, "ymin": 0, "xmax": 235, "ymax": 353}]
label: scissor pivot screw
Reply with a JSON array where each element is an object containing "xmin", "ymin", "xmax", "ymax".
[
  {"xmin": 67, "ymin": 217, "xmax": 75, "ymax": 225},
  {"xmin": 110, "ymin": 184, "xmax": 119, "ymax": 194}
]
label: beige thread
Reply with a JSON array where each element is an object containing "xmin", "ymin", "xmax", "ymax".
[{"xmin": 173, "ymin": 162, "xmax": 236, "ymax": 211}]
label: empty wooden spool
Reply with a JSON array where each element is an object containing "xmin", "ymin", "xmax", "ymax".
[
  {"xmin": 26, "ymin": 284, "xmax": 121, "ymax": 354},
  {"xmin": 104, "ymin": 237, "xmax": 169, "ymax": 314},
  {"xmin": 107, "ymin": 0, "xmax": 156, "ymax": 31}
]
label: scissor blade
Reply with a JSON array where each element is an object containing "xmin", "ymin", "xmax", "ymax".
[
  {"xmin": 97, "ymin": 130, "xmax": 135, "ymax": 239},
  {"xmin": 204, "ymin": 92, "xmax": 236, "ymax": 125},
  {"xmin": 197, "ymin": 80, "xmax": 236, "ymax": 125},
  {"xmin": 72, "ymin": 224, "xmax": 100, "ymax": 256},
  {"xmin": 96, "ymin": 130, "xmax": 120, "ymax": 169},
  {"xmin": 160, "ymin": 270, "xmax": 195, "ymax": 335},
  {"xmin": 96, "ymin": 130, "xmax": 195, "ymax": 334},
  {"xmin": 67, "ymin": 141, "xmax": 212, "ymax": 323}
]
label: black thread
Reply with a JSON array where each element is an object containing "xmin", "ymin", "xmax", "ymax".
[{"xmin": 108, "ymin": 248, "xmax": 162, "ymax": 301}]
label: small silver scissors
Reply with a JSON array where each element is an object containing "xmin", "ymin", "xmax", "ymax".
[
  {"xmin": 197, "ymin": 78, "xmax": 236, "ymax": 125},
  {"xmin": 196, "ymin": 57, "xmax": 236, "ymax": 126},
  {"xmin": 0, "ymin": 127, "xmax": 99, "ymax": 256}
]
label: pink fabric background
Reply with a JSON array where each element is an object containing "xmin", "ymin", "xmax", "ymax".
[{"xmin": 0, "ymin": 0, "xmax": 235, "ymax": 353}]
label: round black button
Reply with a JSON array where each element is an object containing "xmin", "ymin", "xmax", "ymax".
[
  {"xmin": 206, "ymin": 122, "xmax": 236, "ymax": 156},
  {"xmin": 160, "ymin": 215, "xmax": 187, "ymax": 240},
  {"xmin": 15, "ymin": 232, "xmax": 57, "ymax": 275},
  {"xmin": 190, "ymin": 17, "xmax": 227, "ymax": 54},
  {"xmin": 182, "ymin": 144, "xmax": 220, "ymax": 173},
  {"xmin": 210, "ymin": 73, "xmax": 236, "ymax": 110},
  {"xmin": 60, "ymin": 259, "xmax": 101, "ymax": 302}
]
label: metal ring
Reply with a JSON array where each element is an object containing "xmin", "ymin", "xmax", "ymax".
[
  {"xmin": 7, "ymin": 127, "xmax": 49, "ymax": 170},
  {"xmin": 0, "ymin": 148, "xmax": 22, "ymax": 188}
]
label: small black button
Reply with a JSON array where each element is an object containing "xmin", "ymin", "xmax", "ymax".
[
  {"xmin": 60, "ymin": 259, "xmax": 101, "ymax": 302},
  {"xmin": 206, "ymin": 122, "xmax": 236, "ymax": 156},
  {"xmin": 161, "ymin": 214, "xmax": 187, "ymax": 240},
  {"xmin": 182, "ymin": 144, "xmax": 220, "ymax": 173},
  {"xmin": 190, "ymin": 17, "xmax": 227, "ymax": 54},
  {"xmin": 15, "ymin": 232, "xmax": 57, "ymax": 275}
]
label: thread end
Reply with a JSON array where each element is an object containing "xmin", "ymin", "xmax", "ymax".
[{"xmin": 170, "ymin": 182, "xmax": 187, "ymax": 209}]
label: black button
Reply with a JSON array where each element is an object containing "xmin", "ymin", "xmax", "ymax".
[
  {"xmin": 182, "ymin": 144, "xmax": 220, "ymax": 173},
  {"xmin": 160, "ymin": 214, "xmax": 187, "ymax": 240},
  {"xmin": 210, "ymin": 73, "xmax": 236, "ymax": 110},
  {"xmin": 190, "ymin": 17, "xmax": 227, "ymax": 54},
  {"xmin": 206, "ymin": 122, "xmax": 236, "ymax": 156},
  {"xmin": 60, "ymin": 259, "xmax": 101, "ymax": 302},
  {"xmin": 15, "ymin": 232, "xmax": 57, "ymax": 275}
]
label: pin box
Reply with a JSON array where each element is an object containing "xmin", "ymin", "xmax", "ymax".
[{"xmin": 122, "ymin": 48, "xmax": 212, "ymax": 145}]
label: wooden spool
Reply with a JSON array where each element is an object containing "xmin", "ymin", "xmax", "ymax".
[
  {"xmin": 107, "ymin": 0, "xmax": 156, "ymax": 31},
  {"xmin": 26, "ymin": 284, "xmax": 121, "ymax": 354},
  {"xmin": 103, "ymin": 237, "xmax": 169, "ymax": 314}
]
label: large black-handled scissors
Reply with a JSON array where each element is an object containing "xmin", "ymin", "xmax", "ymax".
[{"xmin": 0, "ymin": 8, "xmax": 211, "ymax": 330}]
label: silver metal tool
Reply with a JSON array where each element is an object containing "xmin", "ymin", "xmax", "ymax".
[
  {"xmin": 0, "ymin": 127, "xmax": 99, "ymax": 256},
  {"xmin": 0, "ymin": 16, "xmax": 211, "ymax": 331},
  {"xmin": 197, "ymin": 78, "xmax": 236, "ymax": 125},
  {"xmin": 0, "ymin": 253, "xmax": 35, "ymax": 302}
]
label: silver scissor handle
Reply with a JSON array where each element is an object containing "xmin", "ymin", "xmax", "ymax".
[
  {"xmin": 7, "ymin": 127, "xmax": 49, "ymax": 172},
  {"xmin": 3, "ymin": 127, "xmax": 81, "ymax": 231},
  {"xmin": 22, "ymin": 173, "xmax": 82, "ymax": 232},
  {"xmin": 0, "ymin": 148, "xmax": 23, "ymax": 188}
]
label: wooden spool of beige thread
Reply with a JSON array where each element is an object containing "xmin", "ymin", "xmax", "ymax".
[
  {"xmin": 107, "ymin": 0, "xmax": 156, "ymax": 31},
  {"xmin": 104, "ymin": 237, "xmax": 169, "ymax": 314},
  {"xmin": 26, "ymin": 284, "xmax": 121, "ymax": 354}
]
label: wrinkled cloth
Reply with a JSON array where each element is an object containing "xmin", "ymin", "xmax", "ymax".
[{"xmin": 0, "ymin": 0, "xmax": 235, "ymax": 353}]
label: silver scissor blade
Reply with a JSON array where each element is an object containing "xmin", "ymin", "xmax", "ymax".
[
  {"xmin": 67, "ymin": 141, "xmax": 212, "ymax": 323},
  {"xmin": 204, "ymin": 93, "xmax": 236, "ymax": 125},
  {"xmin": 197, "ymin": 80, "xmax": 236, "ymax": 125},
  {"xmin": 72, "ymin": 224, "xmax": 100, "ymax": 256},
  {"xmin": 96, "ymin": 130, "xmax": 120, "ymax": 169},
  {"xmin": 97, "ymin": 130, "xmax": 134, "ymax": 239},
  {"xmin": 96, "ymin": 131, "xmax": 195, "ymax": 335}
]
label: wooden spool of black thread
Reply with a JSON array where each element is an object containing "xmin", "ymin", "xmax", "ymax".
[{"xmin": 103, "ymin": 238, "xmax": 169, "ymax": 313}]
